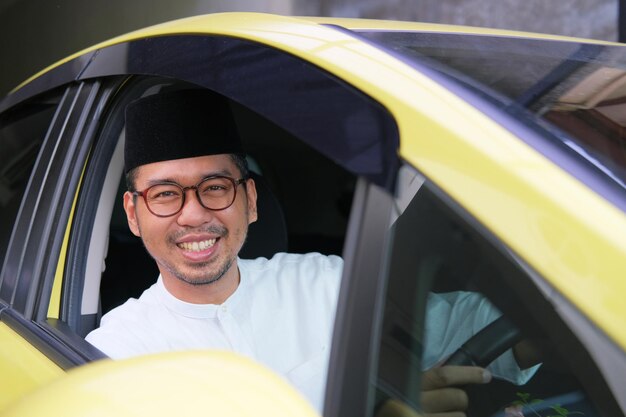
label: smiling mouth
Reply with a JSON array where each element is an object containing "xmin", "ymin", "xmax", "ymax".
[{"xmin": 177, "ymin": 239, "xmax": 217, "ymax": 252}]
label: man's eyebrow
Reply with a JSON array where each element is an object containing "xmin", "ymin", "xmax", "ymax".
[
  {"xmin": 202, "ymin": 169, "xmax": 235, "ymax": 178},
  {"xmin": 145, "ymin": 177, "xmax": 180, "ymax": 187},
  {"xmin": 144, "ymin": 169, "xmax": 235, "ymax": 187}
]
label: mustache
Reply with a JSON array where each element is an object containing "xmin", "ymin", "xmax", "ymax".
[{"xmin": 167, "ymin": 225, "xmax": 228, "ymax": 244}]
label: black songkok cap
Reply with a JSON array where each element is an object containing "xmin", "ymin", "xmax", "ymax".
[{"xmin": 124, "ymin": 89, "xmax": 243, "ymax": 173}]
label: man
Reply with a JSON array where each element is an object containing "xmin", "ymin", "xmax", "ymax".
[{"xmin": 87, "ymin": 89, "xmax": 535, "ymax": 415}]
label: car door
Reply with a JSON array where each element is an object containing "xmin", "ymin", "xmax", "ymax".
[{"xmin": 355, "ymin": 164, "xmax": 626, "ymax": 417}]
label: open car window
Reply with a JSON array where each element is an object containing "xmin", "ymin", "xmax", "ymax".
[
  {"xmin": 369, "ymin": 165, "xmax": 624, "ymax": 417},
  {"xmin": 69, "ymin": 78, "xmax": 359, "ymax": 333}
]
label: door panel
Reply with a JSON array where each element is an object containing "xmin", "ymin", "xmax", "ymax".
[{"xmin": 0, "ymin": 322, "xmax": 63, "ymax": 412}]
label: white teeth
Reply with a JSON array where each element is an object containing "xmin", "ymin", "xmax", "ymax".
[{"xmin": 178, "ymin": 239, "xmax": 216, "ymax": 252}]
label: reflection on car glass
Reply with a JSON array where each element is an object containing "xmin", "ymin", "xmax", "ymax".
[{"xmin": 372, "ymin": 179, "xmax": 606, "ymax": 417}]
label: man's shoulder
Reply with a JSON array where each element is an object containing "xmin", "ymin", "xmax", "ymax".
[
  {"xmin": 238, "ymin": 253, "xmax": 343, "ymax": 295},
  {"xmin": 239, "ymin": 253, "xmax": 342, "ymax": 318},
  {"xmin": 240, "ymin": 252, "xmax": 343, "ymax": 275}
]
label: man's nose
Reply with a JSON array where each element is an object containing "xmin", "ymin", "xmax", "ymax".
[{"xmin": 176, "ymin": 189, "xmax": 213, "ymax": 226}]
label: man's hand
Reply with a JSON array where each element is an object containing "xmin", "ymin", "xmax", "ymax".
[{"xmin": 420, "ymin": 365, "xmax": 492, "ymax": 417}]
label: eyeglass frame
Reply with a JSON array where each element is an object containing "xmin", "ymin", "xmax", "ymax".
[{"xmin": 132, "ymin": 175, "xmax": 248, "ymax": 217}]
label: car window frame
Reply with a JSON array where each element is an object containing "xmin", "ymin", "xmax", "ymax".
[
  {"xmin": 323, "ymin": 178, "xmax": 396, "ymax": 417},
  {"xmin": 364, "ymin": 162, "xmax": 626, "ymax": 417}
]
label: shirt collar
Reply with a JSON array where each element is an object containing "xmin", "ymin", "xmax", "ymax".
[{"xmin": 154, "ymin": 262, "xmax": 248, "ymax": 319}]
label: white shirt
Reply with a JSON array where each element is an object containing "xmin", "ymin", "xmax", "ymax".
[
  {"xmin": 87, "ymin": 253, "xmax": 341, "ymax": 410},
  {"xmin": 87, "ymin": 252, "xmax": 534, "ymax": 412}
]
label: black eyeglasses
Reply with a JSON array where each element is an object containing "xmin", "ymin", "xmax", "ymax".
[{"xmin": 133, "ymin": 175, "xmax": 247, "ymax": 217}]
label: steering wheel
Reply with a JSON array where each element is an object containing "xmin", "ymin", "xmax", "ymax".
[
  {"xmin": 442, "ymin": 316, "xmax": 595, "ymax": 417},
  {"xmin": 441, "ymin": 315, "xmax": 523, "ymax": 416},
  {"xmin": 441, "ymin": 315, "xmax": 523, "ymax": 415},
  {"xmin": 443, "ymin": 315, "xmax": 523, "ymax": 367}
]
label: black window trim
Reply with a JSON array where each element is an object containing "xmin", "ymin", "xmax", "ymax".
[{"xmin": 324, "ymin": 178, "xmax": 396, "ymax": 417}]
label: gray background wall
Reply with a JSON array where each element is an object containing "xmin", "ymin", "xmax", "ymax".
[{"xmin": 0, "ymin": 0, "xmax": 618, "ymax": 97}]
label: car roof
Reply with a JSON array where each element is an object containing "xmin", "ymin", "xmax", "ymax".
[{"xmin": 11, "ymin": 12, "xmax": 621, "ymax": 95}]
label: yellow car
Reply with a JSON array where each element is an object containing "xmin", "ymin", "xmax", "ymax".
[{"xmin": 1, "ymin": 12, "xmax": 625, "ymax": 417}]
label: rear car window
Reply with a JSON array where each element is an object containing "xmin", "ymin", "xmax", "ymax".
[{"xmin": 0, "ymin": 93, "xmax": 61, "ymax": 269}]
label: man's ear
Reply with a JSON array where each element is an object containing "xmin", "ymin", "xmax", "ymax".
[
  {"xmin": 123, "ymin": 191, "xmax": 141, "ymax": 237},
  {"xmin": 246, "ymin": 178, "xmax": 258, "ymax": 224}
]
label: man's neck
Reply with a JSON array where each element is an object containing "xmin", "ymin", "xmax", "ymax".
[{"xmin": 160, "ymin": 264, "xmax": 240, "ymax": 305}]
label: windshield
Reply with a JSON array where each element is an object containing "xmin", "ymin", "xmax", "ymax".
[{"xmin": 358, "ymin": 31, "xmax": 626, "ymax": 208}]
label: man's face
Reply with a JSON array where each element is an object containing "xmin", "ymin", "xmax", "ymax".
[{"xmin": 123, "ymin": 154, "xmax": 257, "ymax": 287}]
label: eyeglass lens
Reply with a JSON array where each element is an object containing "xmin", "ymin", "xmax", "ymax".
[{"xmin": 145, "ymin": 177, "xmax": 237, "ymax": 215}]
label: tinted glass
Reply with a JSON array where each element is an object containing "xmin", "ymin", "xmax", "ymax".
[
  {"xmin": 0, "ymin": 94, "xmax": 60, "ymax": 269},
  {"xmin": 359, "ymin": 31, "xmax": 626, "ymax": 206},
  {"xmin": 368, "ymin": 168, "xmax": 622, "ymax": 417}
]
